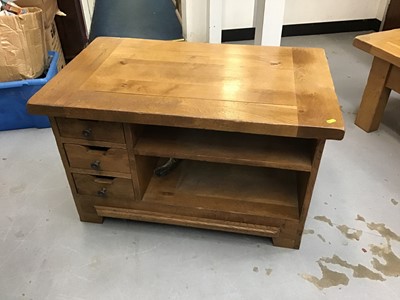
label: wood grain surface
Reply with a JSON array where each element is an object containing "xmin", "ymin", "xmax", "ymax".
[
  {"xmin": 143, "ymin": 160, "xmax": 300, "ymax": 220},
  {"xmin": 64, "ymin": 144, "xmax": 131, "ymax": 174},
  {"xmin": 28, "ymin": 37, "xmax": 344, "ymax": 140},
  {"xmin": 73, "ymin": 173, "xmax": 135, "ymax": 199},
  {"xmin": 353, "ymin": 30, "xmax": 400, "ymax": 132},
  {"xmin": 353, "ymin": 29, "xmax": 400, "ymax": 67},
  {"xmin": 95, "ymin": 206, "xmax": 281, "ymax": 238},
  {"xmin": 57, "ymin": 118, "xmax": 126, "ymax": 143}
]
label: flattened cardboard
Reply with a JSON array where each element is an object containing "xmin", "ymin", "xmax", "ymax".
[
  {"xmin": 16, "ymin": 0, "xmax": 59, "ymax": 28},
  {"xmin": 0, "ymin": 8, "xmax": 47, "ymax": 82},
  {"xmin": 45, "ymin": 20, "xmax": 66, "ymax": 71}
]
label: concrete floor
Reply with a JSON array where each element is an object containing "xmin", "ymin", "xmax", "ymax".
[{"xmin": 1, "ymin": 32, "xmax": 399, "ymax": 299}]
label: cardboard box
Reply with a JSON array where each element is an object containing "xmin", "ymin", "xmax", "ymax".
[
  {"xmin": 16, "ymin": 0, "xmax": 59, "ymax": 28},
  {"xmin": 0, "ymin": 7, "xmax": 47, "ymax": 82},
  {"xmin": 45, "ymin": 20, "xmax": 66, "ymax": 71}
]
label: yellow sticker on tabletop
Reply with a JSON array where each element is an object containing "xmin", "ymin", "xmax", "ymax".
[{"xmin": 326, "ymin": 119, "xmax": 336, "ymax": 124}]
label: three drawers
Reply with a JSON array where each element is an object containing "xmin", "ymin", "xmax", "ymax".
[{"xmin": 56, "ymin": 117, "xmax": 135, "ymax": 201}]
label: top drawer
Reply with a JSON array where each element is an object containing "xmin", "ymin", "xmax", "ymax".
[{"xmin": 57, "ymin": 118, "xmax": 125, "ymax": 144}]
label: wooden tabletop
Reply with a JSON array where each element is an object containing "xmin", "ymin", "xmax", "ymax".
[
  {"xmin": 353, "ymin": 29, "xmax": 400, "ymax": 68},
  {"xmin": 28, "ymin": 37, "xmax": 344, "ymax": 140}
]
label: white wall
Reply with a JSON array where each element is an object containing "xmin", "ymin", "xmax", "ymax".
[
  {"xmin": 221, "ymin": 0, "xmax": 389, "ymax": 29},
  {"xmin": 283, "ymin": 0, "xmax": 388, "ymax": 25},
  {"xmin": 222, "ymin": 0, "xmax": 255, "ymax": 29}
]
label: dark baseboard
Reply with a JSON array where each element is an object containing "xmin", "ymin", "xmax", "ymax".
[
  {"xmin": 222, "ymin": 28, "xmax": 255, "ymax": 42},
  {"xmin": 282, "ymin": 19, "xmax": 381, "ymax": 36},
  {"xmin": 221, "ymin": 19, "xmax": 381, "ymax": 42}
]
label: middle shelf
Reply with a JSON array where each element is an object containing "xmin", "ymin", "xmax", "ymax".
[{"xmin": 134, "ymin": 126, "xmax": 314, "ymax": 172}]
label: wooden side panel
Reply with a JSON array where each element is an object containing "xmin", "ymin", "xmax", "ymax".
[
  {"xmin": 386, "ymin": 65, "xmax": 400, "ymax": 93},
  {"xmin": 273, "ymin": 140, "xmax": 325, "ymax": 248},
  {"xmin": 124, "ymin": 124, "xmax": 157, "ymax": 200},
  {"xmin": 49, "ymin": 117, "xmax": 103, "ymax": 223},
  {"xmin": 299, "ymin": 140, "xmax": 325, "ymax": 226},
  {"xmin": 276, "ymin": 169, "xmax": 310, "ymax": 248},
  {"xmin": 55, "ymin": 0, "xmax": 87, "ymax": 61},
  {"xmin": 382, "ymin": 0, "xmax": 400, "ymax": 30}
]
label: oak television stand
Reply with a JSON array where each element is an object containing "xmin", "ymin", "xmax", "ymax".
[{"xmin": 28, "ymin": 37, "xmax": 344, "ymax": 249}]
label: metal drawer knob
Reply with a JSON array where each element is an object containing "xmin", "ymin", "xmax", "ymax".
[
  {"xmin": 97, "ymin": 187, "xmax": 107, "ymax": 197},
  {"xmin": 90, "ymin": 160, "xmax": 101, "ymax": 170},
  {"xmin": 82, "ymin": 128, "xmax": 92, "ymax": 138}
]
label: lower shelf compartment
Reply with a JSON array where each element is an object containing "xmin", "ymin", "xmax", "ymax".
[
  {"xmin": 142, "ymin": 159, "xmax": 300, "ymax": 220},
  {"xmin": 95, "ymin": 206, "xmax": 281, "ymax": 238}
]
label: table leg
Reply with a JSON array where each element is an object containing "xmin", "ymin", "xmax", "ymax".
[
  {"xmin": 355, "ymin": 57, "xmax": 392, "ymax": 132},
  {"xmin": 78, "ymin": 202, "xmax": 104, "ymax": 223},
  {"xmin": 272, "ymin": 221, "xmax": 301, "ymax": 249}
]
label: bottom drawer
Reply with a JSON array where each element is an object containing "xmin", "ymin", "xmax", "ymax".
[{"xmin": 73, "ymin": 173, "xmax": 134, "ymax": 200}]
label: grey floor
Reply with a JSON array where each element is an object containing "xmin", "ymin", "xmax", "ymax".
[{"xmin": 1, "ymin": 32, "xmax": 400, "ymax": 299}]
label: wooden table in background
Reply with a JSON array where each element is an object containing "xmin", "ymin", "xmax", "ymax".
[
  {"xmin": 353, "ymin": 29, "xmax": 400, "ymax": 132},
  {"xmin": 28, "ymin": 38, "xmax": 344, "ymax": 249}
]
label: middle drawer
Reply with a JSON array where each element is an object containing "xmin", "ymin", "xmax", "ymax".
[{"xmin": 65, "ymin": 144, "xmax": 130, "ymax": 174}]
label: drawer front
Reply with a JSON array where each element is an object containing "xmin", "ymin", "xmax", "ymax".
[
  {"xmin": 73, "ymin": 174, "xmax": 134, "ymax": 199},
  {"xmin": 57, "ymin": 118, "xmax": 125, "ymax": 143},
  {"xmin": 65, "ymin": 144, "xmax": 130, "ymax": 173}
]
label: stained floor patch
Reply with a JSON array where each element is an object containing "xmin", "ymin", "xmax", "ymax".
[
  {"xmin": 390, "ymin": 198, "xmax": 398, "ymax": 205},
  {"xmin": 370, "ymin": 243, "xmax": 400, "ymax": 277},
  {"xmin": 301, "ymin": 262, "xmax": 349, "ymax": 290},
  {"xmin": 336, "ymin": 225, "xmax": 362, "ymax": 241},
  {"xmin": 356, "ymin": 215, "xmax": 366, "ymax": 222},
  {"xmin": 303, "ymin": 229, "xmax": 315, "ymax": 235},
  {"xmin": 265, "ymin": 268, "xmax": 272, "ymax": 276},
  {"xmin": 314, "ymin": 216, "xmax": 333, "ymax": 227},
  {"xmin": 302, "ymin": 216, "xmax": 400, "ymax": 289},
  {"xmin": 320, "ymin": 255, "xmax": 385, "ymax": 281},
  {"xmin": 353, "ymin": 215, "xmax": 400, "ymax": 277},
  {"xmin": 366, "ymin": 222, "xmax": 400, "ymax": 242}
]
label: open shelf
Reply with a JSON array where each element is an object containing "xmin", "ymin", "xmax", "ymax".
[
  {"xmin": 142, "ymin": 159, "xmax": 300, "ymax": 221},
  {"xmin": 134, "ymin": 126, "xmax": 313, "ymax": 172}
]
